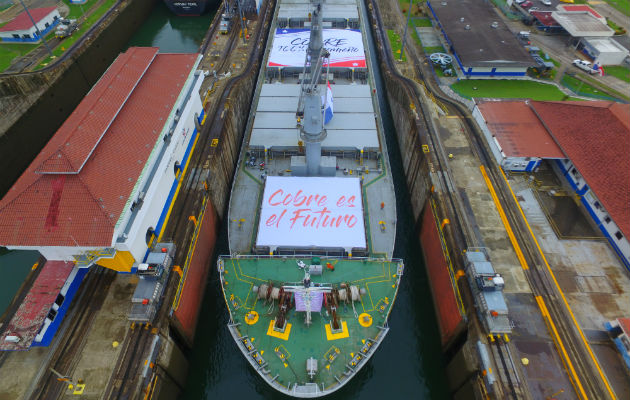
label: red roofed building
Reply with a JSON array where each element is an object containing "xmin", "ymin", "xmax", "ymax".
[
  {"xmin": 474, "ymin": 99, "xmax": 630, "ymax": 270},
  {"xmin": 0, "ymin": 7, "xmax": 61, "ymax": 43},
  {"xmin": 0, "ymin": 47, "xmax": 205, "ymax": 272},
  {"xmin": 473, "ymin": 100, "xmax": 564, "ymax": 172}
]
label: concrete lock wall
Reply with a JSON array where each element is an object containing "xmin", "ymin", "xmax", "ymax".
[
  {"xmin": 365, "ymin": 0, "xmax": 475, "ymax": 395},
  {"xmin": 205, "ymin": 4, "xmax": 275, "ymax": 221},
  {"xmin": 380, "ymin": 70, "xmax": 432, "ymax": 222},
  {"xmin": 0, "ymin": 0, "xmax": 158, "ymax": 198}
]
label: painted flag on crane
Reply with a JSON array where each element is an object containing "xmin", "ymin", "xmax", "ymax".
[{"xmin": 323, "ymin": 82, "xmax": 334, "ymax": 125}]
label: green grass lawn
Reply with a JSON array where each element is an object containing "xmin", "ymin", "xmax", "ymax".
[
  {"xmin": 576, "ymin": 73, "xmax": 630, "ymax": 101},
  {"xmin": 604, "ymin": 65, "xmax": 630, "ymax": 83},
  {"xmin": 36, "ymin": 0, "xmax": 117, "ymax": 69},
  {"xmin": 387, "ymin": 30, "xmax": 407, "ymax": 62},
  {"xmin": 398, "ymin": 0, "xmax": 425, "ymax": 15},
  {"xmin": 606, "ymin": 17, "xmax": 627, "ymax": 34},
  {"xmin": 561, "ymin": 74, "xmax": 609, "ymax": 98},
  {"xmin": 412, "ymin": 17, "xmax": 432, "ymax": 27},
  {"xmin": 604, "ymin": 0, "xmax": 630, "ymax": 17},
  {"xmin": 423, "ymin": 45, "xmax": 445, "ymax": 54},
  {"xmin": 538, "ymin": 50, "xmax": 560, "ymax": 67},
  {"xmin": 63, "ymin": 0, "xmax": 100, "ymax": 19},
  {"xmin": 451, "ymin": 79, "xmax": 568, "ymax": 100},
  {"xmin": 0, "ymin": 42, "xmax": 38, "ymax": 72}
]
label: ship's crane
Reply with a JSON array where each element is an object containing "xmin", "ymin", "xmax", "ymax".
[
  {"xmin": 295, "ymin": 0, "xmax": 330, "ymax": 118},
  {"xmin": 295, "ymin": 0, "xmax": 331, "ymax": 176}
]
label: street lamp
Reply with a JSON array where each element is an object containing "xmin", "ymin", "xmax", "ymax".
[{"xmin": 400, "ymin": 0, "xmax": 413, "ymax": 61}]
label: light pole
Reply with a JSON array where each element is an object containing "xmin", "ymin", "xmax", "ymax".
[
  {"xmin": 400, "ymin": 0, "xmax": 413, "ymax": 61},
  {"xmin": 17, "ymin": 0, "xmax": 54, "ymax": 58}
]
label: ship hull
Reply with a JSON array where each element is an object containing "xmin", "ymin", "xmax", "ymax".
[
  {"xmin": 419, "ymin": 201, "xmax": 466, "ymax": 349},
  {"xmin": 163, "ymin": 0, "xmax": 211, "ymax": 16}
]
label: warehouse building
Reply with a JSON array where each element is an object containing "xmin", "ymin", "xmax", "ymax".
[{"xmin": 427, "ymin": 0, "xmax": 534, "ymax": 77}]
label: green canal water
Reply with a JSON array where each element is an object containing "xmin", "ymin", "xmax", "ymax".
[
  {"xmin": 131, "ymin": 2, "xmax": 448, "ymax": 398},
  {"xmin": 125, "ymin": 2, "xmax": 214, "ymax": 52},
  {"xmin": 0, "ymin": 249, "xmax": 40, "ymax": 319}
]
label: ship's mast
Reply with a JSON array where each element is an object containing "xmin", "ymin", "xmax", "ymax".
[{"xmin": 296, "ymin": 0, "xmax": 329, "ymax": 176}]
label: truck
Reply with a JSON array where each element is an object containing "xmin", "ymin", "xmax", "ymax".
[{"xmin": 572, "ymin": 59, "xmax": 597, "ymax": 74}]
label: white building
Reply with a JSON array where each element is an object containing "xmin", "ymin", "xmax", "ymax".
[
  {"xmin": 583, "ymin": 37, "xmax": 629, "ymax": 66},
  {"xmin": 0, "ymin": 6, "xmax": 60, "ymax": 43},
  {"xmin": 0, "ymin": 47, "xmax": 206, "ymax": 273}
]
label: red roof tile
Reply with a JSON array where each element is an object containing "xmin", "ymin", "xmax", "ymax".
[
  {"xmin": 0, "ymin": 7, "xmax": 57, "ymax": 32},
  {"xmin": 559, "ymin": 5, "xmax": 603, "ymax": 20},
  {"xmin": 0, "ymin": 260, "xmax": 74, "ymax": 350},
  {"xmin": 37, "ymin": 47, "xmax": 158, "ymax": 174},
  {"xmin": 0, "ymin": 48, "xmax": 199, "ymax": 248},
  {"xmin": 530, "ymin": 11, "xmax": 559, "ymax": 27},
  {"xmin": 477, "ymin": 101, "xmax": 565, "ymax": 159},
  {"xmin": 531, "ymin": 101, "xmax": 630, "ymax": 238}
]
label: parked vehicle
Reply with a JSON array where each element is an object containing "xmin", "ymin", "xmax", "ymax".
[
  {"xmin": 521, "ymin": 1, "xmax": 534, "ymax": 9},
  {"xmin": 540, "ymin": 0, "xmax": 552, "ymax": 6},
  {"xmin": 572, "ymin": 59, "xmax": 597, "ymax": 74}
]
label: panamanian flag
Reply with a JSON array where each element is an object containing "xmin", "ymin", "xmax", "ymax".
[{"xmin": 323, "ymin": 82, "xmax": 334, "ymax": 125}]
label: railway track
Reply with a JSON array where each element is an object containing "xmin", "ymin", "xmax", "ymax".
[
  {"xmin": 102, "ymin": 324, "xmax": 154, "ymax": 400},
  {"xmin": 31, "ymin": 267, "xmax": 116, "ymax": 400},
  {"xmin": 366, "ymin": 0, "xmax": 615, "ymax": 398},
  {"xmin": 161, "ymin": 25, "xmax": 241, "ymax": 247},
  {"xmin": 420, "ymin": 53, "xmax": 614, "ymax": 400},
  {"xmin": 98, "ymin": 3, "xmax": 277, "ymax": 399},
  {"xmin": 367, "ymin": 3, "xmax": 520, "ymax": 397},
  {"xmin": 162, "ymin": 0, "xmax": 275, "ymax": 249}
]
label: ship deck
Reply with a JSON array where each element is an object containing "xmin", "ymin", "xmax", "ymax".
[
  {"xmin": 222, "ymin": 0, "xmax": 402, "ymax": 395},
  {"xmin": 219, "ymin": 255, "xmax": 403, "ymax": 395}
]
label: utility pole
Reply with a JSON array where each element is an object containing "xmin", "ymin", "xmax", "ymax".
[
  {"xmin": 17, "ymin": 0, "xmax": 54, "ymax": 58},
  {"xmin": 400, "ymin": 0, "xmax": 413, "ymax": 61}
]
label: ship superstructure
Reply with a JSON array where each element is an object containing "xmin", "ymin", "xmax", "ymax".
[{"xmin": 218, "ymin": 0, "xmax": 403, "ymax": 396}]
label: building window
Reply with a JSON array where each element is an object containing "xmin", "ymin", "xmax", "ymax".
[
  {"xmin": 12, "ymin": 34, "xmax": 19, "ymax": 38},
  {"xmin": 594, "ymin": 201, "xmax": 601, "ymax": 209},
  {"xmin": 615, "ymin": 231, "xmax": 623, "ymax": 240},
  {"xmin": 571, "ymin": 168, "xmax": 578, "ymax": 176},
  {"xmin": 45, "ymin": 22, "xmax": 50, "ymax": 28},
  {"xmin": 605, "ymin": 216, "xmax": 611, "ymax": 224},
  {"xmin": 54, "ymin": 15, "xmax": 59, "ymax": 20},
  {"xmin": 22, "ymin": 34, "xmax": 30, "ymax": 39}
]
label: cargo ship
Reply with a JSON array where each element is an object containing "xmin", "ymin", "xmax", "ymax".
[
  {"xmin": 217, "ymin": 0, "xmax": 404, "ymax": 396},
  {"xmin": 163, "ymin": 0, "xmax": 213, "ymax": 15}
]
